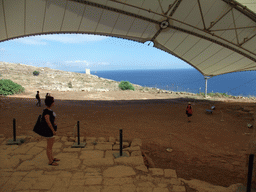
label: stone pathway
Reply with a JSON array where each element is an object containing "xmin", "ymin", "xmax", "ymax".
[{"xmin": 0, "ymin": 133, "xmax": 186, "ymax": 192}]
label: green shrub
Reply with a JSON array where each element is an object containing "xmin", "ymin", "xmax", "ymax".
[
  {"xmin": 68, "ymin": 81, "xmax": 72, "ymax": 88},
  {"xmin": 220, "ymin": 93, "xmax": 229, "ymax": 97},
  {"xmin": 118, "ymin": 81, "xmax": 135, "ymax": 91},
  {"xmin": 0, "ymin": 79, "xmax": 25, "ymax": 96},
  {"xmin": 208, "ymin": 92, "xmax": 215, "ymax": 97},
  {"xmin": 33, "ymin": 71, "xmax": 39, "ymax": 76},
  {"xmin": 197, "ymin": 92, "xmax": 205, "ymax": 96}
]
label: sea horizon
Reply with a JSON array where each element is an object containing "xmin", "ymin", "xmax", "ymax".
[{"xmin": 76, "ymin": 68, "xmax": 256, "ymax": 97}]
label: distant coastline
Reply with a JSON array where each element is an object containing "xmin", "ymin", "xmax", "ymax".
[{"xmin": 76, "ymin": 69, "xmax": 256, "ymax": 97}]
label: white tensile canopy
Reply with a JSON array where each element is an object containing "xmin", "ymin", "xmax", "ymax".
[{"xmin": 0, "ymin": 0, "xmax": 256, "ymax": 77}]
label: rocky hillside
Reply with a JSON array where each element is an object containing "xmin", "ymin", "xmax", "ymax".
[{"xmin": 0, "ymin": 62, "xmax": 145, "ymax": 92}]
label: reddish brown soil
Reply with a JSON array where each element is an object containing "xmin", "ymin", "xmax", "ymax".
[{"xmin": 1, "ymin": 88, "xmax": 256, "ymax": 189}]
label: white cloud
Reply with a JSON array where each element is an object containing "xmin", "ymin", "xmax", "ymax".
[
  {"xmin": 14, "ymin": 34, "xmax": 108, "ymax": 45},
  {"xmin": 65, "ymin": 60, "xmax": 109, "ymax": 67},
  {"xmin": 0, "ymin": 48, "xmax": 5, "ymax": 52},
  {"xmin": 14, "ymin": 37, "xmax": 47, "ymax": 45}
]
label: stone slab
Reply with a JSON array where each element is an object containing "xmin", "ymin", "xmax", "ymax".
[
  {"xmin": 102, "ymin": 186, "xmax": 121, "ymax": 192},
  {"xmin": 10, "ymin": 142, "xmax": 35, "ymax": 154},
  {"xmin": 84, "ymin": 176, "xmax": 103, "ymax": 185},
  {"xmin": 0, "ymin": 155, "xmax": 20, "ymax": 169},
  {"xmin": 85, "ymin": 137, "xmax": 97, "ymax": 143},
  {"xmin": 131, "ymin": 151, "xmax": 142, "ymax": 156},
  {"xmin": 71, "ymin": 142, "xmax": 86, "ymax": 148},
  {"xmin": 24, "ymin": 170, "xmax": 44, "ymax": 178},
  {"xmin": 131, "ymin": 138, "xmax": 142, "ymax": 147},
  {"xmin": 105, "ymin": 150, "xmax": 130, "ymax": 159},
  {"xmin": 64, "ymin": 142, "xmax": 74, "ymax": 146},
  {"xmin": 103, "ymin": 177, "xmax": 134, "ymax": 186},
  {"xmin": 153, "ymin": 188, "xmax": 169, "ymax": 192},
  {"xmin": 164, "ymin": 169, "xmax": 177, "ymax": 178},
  {"xmin": 35, "ymin": 141, "xmax": 47, "ymax": 148},
  {"xmin": 27, "ymin": 146, "xmax": 44, "ymax": 155},
  {"xmin": 95, "ymin": 144, "xmax": 113, "ymax": 150},
  {"xmin": 171, "ymin": 185, "xmax": 186, "ymax": 192},
  {"xmin": 123, "ymin": 146, "xmax": 141, "ymax": 152},
  {"xmin": 81, "ymin": 145, "xmax": 94, "ymax": 150},
  {"xmin": 63, "ymin": 147, "xmax": 81, "ymax": 152},
  {"xmin": 2, "ymin": 145, "xmax": 19, "ymax": 155},
  {"xmin": 0, "ymin": 176, "xmax": 23, "ymax": 191},
  {"xmin": 170, "ymin": 178, "xmax": 182, "ymax": 185},
  {"xmin": 53, "ymin": 153, "xmax": 80, "ymax": 170},
  {"xmin": 80, "ymin": 150, "xmax": 104, "ymax": 159},
  {"xmin": 83, "ymin": 158, "xmax": 114, "ymax": 167},
  {"xmin": 83, "ymin": 186, "xmax": 102, "ymax": 192},
  {"xmin": 115, "ymin": 142, "xmax": 129, "ymax": 147},
  {"xmin": 53, "ymin": 142, "xmax": 63, "ymax": 149},
  {"xmin": 149, "ymin": 168, "xmax": 164, "ymax": 176},
  {"xmin": 135, "ymin": 165, "xmax": 148, "ymax": 172},
  {"xmin": 113, "ymin": 151, "xmax": 130, "ymax": 158},
  {"xmin": 97, "ymin": 137, "xmax": 106, "ymax": 142},
  {"xmin": 137, "ymin": 181, "xmax": 155, "ymax": 188},
  {"xmin": 14, "ymin": 154, "xmax": 34, "ymax": 161},
  {"xmin": 114, "ymin": 156, "xmax": 144, "ymax": 166},
  {"xmin": 103, "ymin": 166, "xmax": 136, "ymax": 177},
  {"xmin": 109, "ymin": 137, "xmax": 116, "ymax": 143},
  {"xmin": 84, "ymin": 168, "xmax": 102, "ymax": 177},
  {"xmin": 16, "ymin": 151, "xmax": 47, "ymax": 171},
  {"xmin": 136, "ymin": 187, "xmax": 153, "ymax": 192},
  {"xmin": 61, "ymin": 136, "xmax": 68, "ymax": 142}
]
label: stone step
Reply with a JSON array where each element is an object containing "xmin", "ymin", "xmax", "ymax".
[{"xmin": 0, "ymin": 135, "xmax": 187, "ymax": 192}]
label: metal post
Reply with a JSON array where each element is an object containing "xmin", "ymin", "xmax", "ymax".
[
  {"xmin": 13, "ymin": 118, "xmax": 16, "ymax": 142},
  {"xmin": 247, "ymin": 154, "xmax": 254, "ymax": 192},
  {"xmin": 205, "ymin": 77, "xmax": 208, "ymax": 98},
  {"xmin": 77, "ymin": 121, "xmax": 80, "ymax": 145},
  {"xmin": 120, "ymin": 129, "xmax": 123, "ymax": 157}
]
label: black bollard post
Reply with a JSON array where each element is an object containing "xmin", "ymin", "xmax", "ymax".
[
  {"xmin": 247, "ymin": 154, "xmax": 254, "ymax": 192},
  {"xmin": 120, "ymin": 129, "xmax": 123, "ymax": 157},
  {"xmin": 13, "ymin": 118, "xmax": 16, "ymax": 142},
  {"xmin": 77, "ymin": 121, "xmax": 80, "ymax": 145}
]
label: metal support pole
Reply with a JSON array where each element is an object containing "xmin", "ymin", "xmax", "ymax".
[
  {"xmin": 120, "ymin": 129, "xmax": 123, "ymax": 157},
  {"xmin": 205, "ymin": 77, "xmax": 208, "ymax": 98},
  {"xmin": 77, "ymin": 121, "xmax": 80, "ymax": 145},
  {"xmin": 13, "ymin": 118, "xmax": 16, "ymax": 142},
  {"xmin": 247, "ymin": 154, "xmax": 254, "ymax": 192}
]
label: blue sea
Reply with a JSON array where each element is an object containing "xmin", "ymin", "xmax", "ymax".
[{"xmin": 78, "ymin": 69, "xmax": 256, "ymax": 97}]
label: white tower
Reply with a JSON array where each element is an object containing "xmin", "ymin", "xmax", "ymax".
[{"xmin": 85, "ymin": 69, "xmax": 90, "ymax": 75}]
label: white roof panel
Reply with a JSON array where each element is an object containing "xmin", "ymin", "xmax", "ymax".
[
  {"xmin": 4, "ymin": 0, "xmax": 25, "ymax": 38},
  {"xmin": 96, "ymin": 10, "xmax": 119, "ymax": 33},
  {"xmin": 26, "ymin": 0, "xmax": 46, "ymax": 34},
  {"xmin": 43, "ymin": 0, "xmax": 66, "ymax": 32},
  {"xmin": 112, "ymin": 15, "xmax": 135, "ymax": 36},
  {"xmin": 79, "ymin": 5, "xmax": 103, "ymax": 33},
  {"xmin": 61, "ymin": 1, "xmax": 85, "ymax": 32},
  {"xmin": 1, "ymin": 0, "xmax": 256, "ymax": 76},
  {"xmin": 0, "ymin": 0, "xmax": 7, "ymax": 40}
]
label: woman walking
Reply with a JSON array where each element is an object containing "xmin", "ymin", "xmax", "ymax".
[
  {"xmin": 186, "ymin": 102, "xmax": 193, "ymax": 122},
  {"xmin": 42, "ymin": 94, "xmax": 60, "ymax": 166}
]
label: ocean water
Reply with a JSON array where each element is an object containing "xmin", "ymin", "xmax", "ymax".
[{"xmin": 78, "ymin": 69, "xmax": 256, "ymax": 97}]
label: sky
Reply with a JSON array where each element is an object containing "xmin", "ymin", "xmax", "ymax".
[{"xmin": 0, "ymin": 34, "xmax": 192, "ymax": 72}]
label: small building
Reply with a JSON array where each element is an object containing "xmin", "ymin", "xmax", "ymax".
[{"xmin": 85, "ymin": 69, "xmax": 90, "ymax": 75}]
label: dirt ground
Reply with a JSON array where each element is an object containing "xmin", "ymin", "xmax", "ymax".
[{"xmin": 1, "ymin": 87, "xmax": 256, "ymax": 189}]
